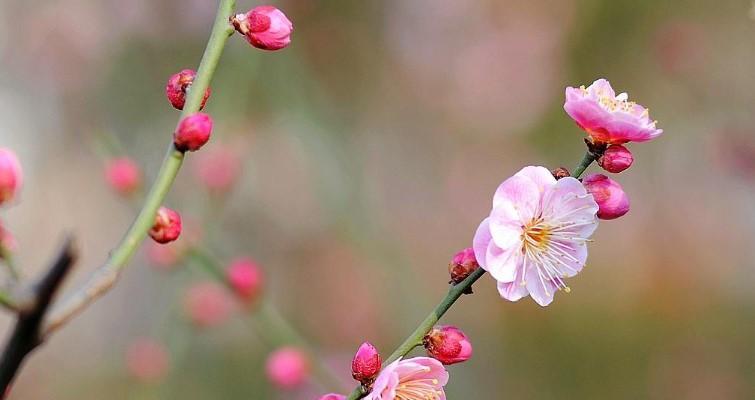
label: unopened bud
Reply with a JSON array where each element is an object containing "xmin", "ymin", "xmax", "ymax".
[
  {"xmin": 582, "ymin": 174, "xmax": 630, "ymax": 220},
  {"xmin": 551, "ymin": 167, "xmax": 571, "ymax": 180},
  {"xmin": 165, "ymin": 69, "xmax": 211, "ymax": 110},
  {"xmin": 226, "ymin": 258, "xmax": 264, "ymax": 303},
  {"xmin": 174, "ymin": 113, "xmax": 212, "ymax": 152},
  {"xmin": 448, "ymin": 248, "xmax": 479, "ymax": 290},
  {"xmin": 351, "ymin": 342, "xmax": 381, "ymax": 384},
  {"xmin": 423, "ymin": 325, "xmax": 473, "ymax": 365},
  {"xmin": 598, "ymin": 144, "xmax": 634, "ymax": 173},
  {"xmin": 231, "ymin": 6, "xmax": 293, "ymax": 51},
  {"xmin": 149, "ymin": 206, "xmax": 182, "ymax": 244}
]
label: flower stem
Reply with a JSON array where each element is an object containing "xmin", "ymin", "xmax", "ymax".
[
  {"xmin": 42, "ymin": 0, "xmax": 237, "ymax": 336},
  {"xmin": 345, "ymin": 267, "xmax": 487, "ymax": 400},
  {"xmin": 572, "ymin": 151, "xmax": 596, "ymax": 179}
]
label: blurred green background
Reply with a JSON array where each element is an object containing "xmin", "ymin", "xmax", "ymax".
[{"xmin": 1, "ymin": 0, "xmax": 754, "ymax": 399}]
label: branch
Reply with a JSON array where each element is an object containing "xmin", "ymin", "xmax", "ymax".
[
  {"xmin": 40, "ymin": 0, "xmax": 237, "ymax": 338},
  {"xmin": 0, "ymin": 238, "xmax": 77, "ymax": 397}
]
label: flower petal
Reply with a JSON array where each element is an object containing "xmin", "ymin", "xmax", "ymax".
[
  {"xmin": 492, "ymin": 175, "xmax": 539, "ymax": 221},
  {"xmin": 472, "ymin": 218, "xmax": 492, "ymax": 268},
  {"xmin": 525, "ymin": 268, "xmax": 557, "ymax": 307},
  {"xmin": 485, "ymin": 240, "xmax": 521, "ymax": 283},
  {"xmin": 497, "ymin": 280, "xmax": 529, "ymax": 302}
]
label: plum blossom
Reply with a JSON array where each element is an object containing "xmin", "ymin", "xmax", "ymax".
[
  {"xmin": 365, "ymin": 357, "xmax": 448, "ymax": 400},
  {"xmin": 564, "ymin": 79, "xmax": 662, "ymax": 144},
  {"xmin": 473, "ymin": 166, "xmax": 599, "ymax": 306}
]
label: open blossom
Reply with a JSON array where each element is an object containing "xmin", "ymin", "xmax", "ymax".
[
  {"xmin": 265, "ymin": 347, "xmax": 310, "ymax": 389},
  {"xmin": 105, "ymin": 157, "xmax": 142, "ymax": 195},
  {"xmin": 232, "ymin": 6, "xmax": 293, "ymax": 51},
  {"xmin": 582, "ymin": 174, "xmax": 630, "ymax": 220},
  {"xmin": 366, "ymin": 357, "xmax": 449, "ymax": 400},
  {"xmin": 473, "ymin": 166, "xmax": 599, "ymax": 307},
  {"xmin": 564, "ymin": 79, "xmax": 662, "ymax": 144},
  {"xmin": 0, "ymin": 148, "xmax": 22, "ymax": 206}
]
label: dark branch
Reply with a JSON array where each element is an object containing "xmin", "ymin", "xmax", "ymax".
[{"xmin": 0, "ymin": 237, "xmax": 77, "ymax": 398}]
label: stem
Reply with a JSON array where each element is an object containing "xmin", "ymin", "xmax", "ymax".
[
  {"xmin": 41, "ymin": 0, "xmax": 237, "ymax": 337},
  {"xmin": 572, "ymin": 151, "xmax": 596, "ymax": 179},
  {"xmin": 0, "ymin": 246, "xmax": 20, "ymax": 282},
  {"xmin": 185, "ymin": 248, "xmax": 347, "ymax": 391},
  {"xmin": 345, "ymin": 267, "xmax": 487, "ymax": 400}
]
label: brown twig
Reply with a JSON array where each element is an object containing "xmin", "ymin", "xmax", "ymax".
[{"xmin": 0, "ymin": 238, "xmax": 77, "ymax": 398}]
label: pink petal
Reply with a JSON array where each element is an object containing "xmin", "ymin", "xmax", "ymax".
[
  {"xmin": 514, "ymin": 166, "xmax": 557, "ymax": 195},
  {"xmin": 525, "ymin": 268, "xmax": 558, "ymax": 307},
  {"xmin": 485, "ymin": 240, "xmax": 520, "ymax": 283},
  {"xmin": 472, "ymin": 218, "xmax": 492, "ymax": 268},
  {"xmin": 497, "ymin": 280, "xmax": 529, "ymax": 302},
  {"xmin": 489, "ymin": 202, "xmax": 523, "ymax": 250},
  {"xmin": 492, "ymin": 175, "xmax": 539, "ymax": 221}
]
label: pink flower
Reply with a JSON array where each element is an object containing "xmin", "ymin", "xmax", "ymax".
[
  {"xmin": 265, "ymin": 347, "xmax": 310, "ymax": 389},
  {"xmin": 351, "ymin": 342, "xmax": 382, "ymax": 384},
  {"xmin": 424, "ymin": 326, "xmax": 472, "ymax": 365},
  {"xmin": 365, "ymin": 357, "xmax": 449, "ymax": 400},
  {"xmin": 448, "ymin": 247, "xmax": 479, "ymax": 285},
  {"xmin": 564, "ymin": 79, "xmax": 662, "ymax": 144},
  {"xmin": 473, "ymin": 166, "xmax": 599, "ymax": 306},
  {"xmin": 183, "ymin": 282, "xmax": 233, "ymax": 328},
  {"xmin": 582, "ymin": 174, "xmax": 630, "ymax": 220},
  {"xmin": 598, "ymin": 144, "xmax": 634, "ymax": 173},
  {"xmin": 126, "ymin": 338, "xmax": 170, "ymax": 383},
  {"xmin": 174, "ymin": 113, "xmax": 213, "ymax": 152},
  {"xmin": 149, "ymin": 206, "xmax": 182, "ymax": 244},
  {"xmin": 232, "ymin": 6, "xmax": 293, "ymax": 51},
  {"xmin": 192, "ymin": 145, "xmax": 242, "ymax": 193},
  {"xmin": 225, "ymin": 257, "xmax": 264, "ymax": 303},
  {"xmin": 318, "ymin": 394, "xmax": 346, "ymax": 400},
  {"xmin": 105, "ymin": 157, "xmax": 142, "ymax": 195},
  {"xmin": 165, "ymin": 69, "xmax": 211, "ymax": 110},
  {"xmin": 0, "ymin": 148, "xmax": 22, "ymax": 206},
  {"xmin": 145, "ymin": 241, "xmax": 183, "ymax": 270}
]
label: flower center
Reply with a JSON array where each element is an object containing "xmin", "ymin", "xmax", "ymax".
[
  {"xmin": 523, "ymin": 218, "xmax": 551, "ymax": 252},
  {"xmin": 395, "ymin": 378, "xmax": 443, "ymax": 400}
]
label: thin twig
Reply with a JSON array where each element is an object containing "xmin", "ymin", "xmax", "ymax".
[{"xmin": 0, "ymin": 238, "xmax": 77, "ymax": 397}]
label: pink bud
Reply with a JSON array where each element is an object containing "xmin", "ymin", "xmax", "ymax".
[
  {"xmin": 598, "ymin": 144, "xmax": 634, "ymax": 173},
  {"xmin": 0, "ymin": 148, "xmax": 22, "ymax": 206},
  {"xmin": 424, "ymin": 325, "xmax": 473, "ymax": 365},
  {"xmin": 183, "ymin": 282, "xmax": 233, "ymax": 328},
  {"xmin": 226, "ymin": 258, "xmax": 264, "ymax": 303},
  {"xmin": 192, "ymin": 145, "xmax": 242, "ymax": 193},
  {"xmin": 149, "ymin": 206, "xmax": 182, "ymax": 244},
  {"xmin": 351, "ymin": 342, "xmax": 381, "ymax": 384},
  {"xmin": 448, "ymin": 247, "xmax": 479, "ymax": 285},
  {"xmin": 174, "ymin": 113, "xmax": 213, "ymax": 152},
  {"xmin": 165, "ymin": 69, "xmax": 211, "ymax": 110},
  {"xmin": 126, "ymin": 338, "xmax": 170, "ymax": 383},
  {"xmin": 582, "ymin": 174, "xmax": 630, "ymax": 220},
  {"xmin": 265, "ymin": 347, "xmax": 310, "ymax": 389},
  {"xmin": 105, "ymin": 157, "xmax": 142, "ymax": 195},
  {"xmin": 232, "ymin": 6, "xmax": 293, "ymax": 51},
  {"xmin": 318, "ymin": 394, "xmax": 346, "ymax": 400}
]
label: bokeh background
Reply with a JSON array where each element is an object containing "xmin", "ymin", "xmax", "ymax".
[{"xmin": 1, "ymin": 0, "xmax": 754, "ymax": 399}]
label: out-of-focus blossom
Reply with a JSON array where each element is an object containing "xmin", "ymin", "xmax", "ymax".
[
  {"xmin": 165, "ymin": 69, "xmax": 211, "ymax": 111},
  {"xmin": 424, "ymin": 326, "xmax": 472, "ymax": 365},
  {"xmin": 226, "ymin": 258, "xmax": 263, "ymax": 303},
  {"xmin": 174, "ymin": 113, "xmax": 213, "ymax": 152},
  {"xmin": 0, "ymin": 149, "xmax": 22, "ymax": 206},
  {"xmin": 318, "ymin": 394, "xmax": 346, "ymax": 400},
  {"xmin": 265, "ymin": 347, "xmax": 310, "ymax": 389},
  {"xmin": 183, "ymin": 282, "xmax": 233, "ymax": 328},
  {"xmin": 564, "ymin": 79, "xmax": 663, "ymax": 144},
  {"xmin": 653, "ymin": 20, "xmax": 707, "ymax": 76},
  {"xmin": 145, "ymin": 241, "xmax": 183, "ymax": 270},
  {"xmin": 105, "ymin": 157, "xmax": 142, "ymax": 195},
  {"xmin": 365, "ymin": 357, "xmax": 448, "ymax": 400},
  {"xmin": 149, "ymin": 207, "xmax": 182, "ymax": 244},
  {"xmin": 125, "ymin": 338, "xmax": 170, "ymax": 383},
  {"xmin": 232, "ymin": 6, "xmax": 293, "ymax": 51},
  {"xmin": 448, "ymin": 247, "xmax": 479, "ymax": 285},
  {"xmin": 351, "ymin": 342, "xmax": 381, "ymax": 384},
  {"xmin": 598, "ymin": 144, "xmax": 634, "ymax": 173},
  {"xmin": 582, "ymin": 174, "xmax": 630, "ymax": 220},
  {"xmin": 0, "ymin": 220, "xmax": 16, "ymax": 255},
  {"xmin": 193, "ymin": 145, "xmax": 242, "ymax": 193},
  {"xmin": 473, "ymin": 166, "xmax": 598, "ymax": 306}
]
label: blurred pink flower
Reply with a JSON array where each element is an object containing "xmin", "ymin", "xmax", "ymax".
[
  {"xmin": 473, "ymin": 166, "xmax": 598, "ymax": 306},
  {"xmin": 564, "ymin": 79, "xmax": 663, "ymax": 144},
  {"xmin": 318, "ymin": 394, "xmax": 346, "ymax": 400},
  {"xmin": 105, "ymin": 157, "xmax": 142, "ymax": 195},
  {"xmin": 183, "ymin": 282, "xmax": 233, "ymax": 328},
  {"xmin": 0, "ymin": 220, "xmax": 16, "ymax": 254},
  {"xmin": 193, "ymin": 145, "xmax": 242, "ymax": 193},
  {"xmin": 145, "ymin": 241, "xmax": 183, "ymax": 270},
  {"xmin": 225, "ymin": 257, "xmax": 264, "ymax": 303},
  {"xmin": 0, "ymin": 148, "xmax": 22, "ymax": 206},
  {"xmin": 424, "ymin": 326, "xmax": 472, "ymax": 365},
  {"xmin": 126, "ymin": 338, "xmax": 170, "ymax": 383},
  {"xmin": 265, "ymin": 347, "xmax": 310, "ymax": 389},
  {"xmin": 582, "ymin": 174, "xmax": 630, "ymax": 220},
  {"xmin": 366, "ymin": 357, "xmax": 449, "ymax": 400},
  {"xmin": 232, "ymin": 6, "xmax": 293, "ymax": 51}
]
